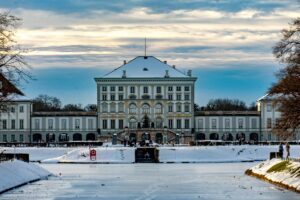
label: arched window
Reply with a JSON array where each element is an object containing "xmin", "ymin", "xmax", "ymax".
[
  {"xmin": 129, "ymin": 118, "xmax": 137, "ymax": 129},
  {"xmin": 176, "ymin": 103, "xmax": 181, "ymax": 112},
  {"xmin": 129, "ymin": 103, "xmax": 137, "ymax": 114},
  {"xmin": 142, "ymin": 104, "xmax": 150, "ymax": 114},
  {"xmin": 168, "ymin": 103, "xmax": 173, "ymax": 113},
  {"xmin": 155, "ymin": 103, "xmax": 162, "ymax": 114},
  {"xmin": 156, "ymin": 117, "xmax": 163, "ymax": 128},
  {"xmin": 102, "ymin": 103, "xmax": 108, "ymax": 113},
  {"xmin": 118, "ymin": 102, "xmax": 124, "ymax": 112},
  {"xmin": 110, "ymin": 102, "xmax": 116, "ymax": 113},
  {"xmin": 184, "ymin": 103, "xmax": 190, "ymax": 112}
]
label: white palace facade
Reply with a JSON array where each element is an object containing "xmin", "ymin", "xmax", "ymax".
[{"xmin": 0, "ymin": 56, "xmax": 299, "ymax": 144}]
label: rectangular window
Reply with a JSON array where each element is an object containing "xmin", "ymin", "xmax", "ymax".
[
  {"xmin": 267, "ymin": 104, "xmax": 271, "ymax": 112},
  {"xmin": 110, "ymin": 94, "xmax": 115, "ymax": 101},
  {"xmin": 251, "ymin": 118, "xmax": 257, "ymax": 129},
  {"xmin": 225, "ymin": 119, "xmax": 230, "ymax": 129},
  {"xmin": 110, "ymin": 86, "xmax": 115, "ymax": 91},
  {"xmin": 238, "ymin": 119, "xmax": 244, "ymax": 129},
  {"xmin": 75, "ymin": 119, "xmax": 80, "ymax": 129},
  {"xmin": 11, "ymin": 107, "xmax": 15, "ymax": 113},
  {"xmin": 198, "ymin": 119, "xmax": 203, "ymax": 129},
  {"xmin": 168, "ymin": 119, "xmax": 173, "ymax": 129},
  {"xmin": 11, "ymin": 134, "xmax": 15, "ymax": 142},
  {"xmin": 48, "ymin": 119, "xmax": 53, "ymax": 130},
  {"xmin": 11, "ymin": 119, "xmax": 15, "ymax": 129},
  {"xmin": 168, "ymin": 86, "xmax": 173, "ymax": 91},
  {"xmin": 119, "ymin": 119, "xmax": 123, "ymax": 129},
  {"xmin": 211, "ymin": 119, "xmax": 217, "ymax": 129},
  {"xmin": 61, "ymin": 119, "xmax": 67, "ymax": 130},
  {"xmin": 184, "ymin": 86, "xmax": 189, "ymax": 91},
  {"xmin": 35, "ymin": 119, "xmax": 40, "ymax": 129},
  {"xmin": 19, "ymin": 119, "xmax": 24, "ymax": 129},
  {"xmin": 267, "ymin": 118, "xmax": 272, "ymax": 129},
  {"xmin": 19, "ymin": 106, "xmax": 24, "ymax": 113},
  {"xmin": 2, "ymin": 120, "xmax": 7, "ymax": 129},
  {"xmin": 88, "ymin": 119, "xmax": 93, "ymax": 130},
  {"xmin": 3, "ymin": 134, "xmax": 7, "ymax": 142},
  {"xmin": 176, "ymin": 86, "xmax": 181, "ymax": 91},
  {"xmin": 184, "ymin": 119, "xmax": 190, "ymax": 129},
  {"xmin": 143, "ymin": 87, "xmax": 148, "ymax": 93},
  {"xmin": 176, "ymin": 104, "xmax": 181, "ymax": 112},
  {"xmin": 19, "ymin": 134, "xmax": 24, "ymax": 142},
  {"xmin": 119, "ymin": 94, "xmax": 123, "ymax": 101},
  {"xmin": 102, "ymin": 86, "xmax": 107, "ymax": 91},
  {"xmin": 130, "ymin": 86, "xmax": 135, "ymax": 93},
  {"xmin": 156, "ymin": 86, "xmax": 161, "ymax": 93},
  {"xmin": 176, "ymin": 94, "xmax": 181, "ymax": 101},
  {"xmin": 118, "ymin": 86, "xmax": 123, "ymax": 91},
  {"xmin": 168, "ymin": 104, "xmax": 173, "ymax": 112},
  {"xmin": 168, "ymin": 94, "xmax": 173, "ymax": 100},
  {"xmin": 275, "ymin": 118, "xmax": 280, "ymax": 126},
  {"xmin": 184, "ymin": 94, "xmax": 189, "ymax": 101},
  {"xmin": 184, "ymin": 104, "xmax": 189, "ymax": 112},
  {"xmin": 102, "ymin": 94, "xmax": 107, "ymax": 101},
  {"xmin": 111, "ymin": 120, "xmax": 115, "ymax": 129},
  {"xmin": 103, "ymin": 120, "xmax": 107, "ymax": 129},
  {"xmin": 176, "ymin": 119, "xmax": 181, "ymax": 129}
]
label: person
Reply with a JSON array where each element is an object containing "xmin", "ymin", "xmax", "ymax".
[
  {"xmin": 285, "ymin": 142, "xmax": 290, "ymax": 160},
  {"xmin": 278, "ymin": 143, "xmax": 284, "ymax": 159}
]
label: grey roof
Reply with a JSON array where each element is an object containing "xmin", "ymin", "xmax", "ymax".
[
  {"xmin": 103, "ymin": 56, "xmax": 189, "ymax": 78},
  {"xmin": 32, "ymin": 111, "xmax": 97, "ymax": 117},
  {"xmin": 257, "ymin": 93, "xmax": 282, "ymax": 102},
  {"xmin": 195, "ymin": 111, "xmax": 260, "ymax": 116}
]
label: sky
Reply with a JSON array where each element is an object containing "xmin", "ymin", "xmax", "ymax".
[{"xmin": 0, "ymin": 0, "xmax": 299, "ymax": 106}]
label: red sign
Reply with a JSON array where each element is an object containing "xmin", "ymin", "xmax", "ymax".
[{"xmin": 90, "ymin": 149, "xmax": 97, "ymax": 161}]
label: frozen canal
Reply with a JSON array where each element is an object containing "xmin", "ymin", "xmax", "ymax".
[{"xmin": 1, "ymin": 163, "xmax": 299, "ymax": 200}]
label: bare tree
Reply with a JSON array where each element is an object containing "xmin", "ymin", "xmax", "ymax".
[
  {"xmin": 269, "ymin": 18, "xmax": 300, "ymax": 139},
  {"xmin": 0, "ymin": 12, "xmax": 31, "ymax": 105}
]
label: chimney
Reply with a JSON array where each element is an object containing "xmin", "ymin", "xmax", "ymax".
[
  {"xmin": 164, "ymin": 61, "xmax": 167, "ymax": 64},
  {"xmin": 164, "ymin": 70, "xmax": 169, "ymax": 78},
  {"xmin": 187, "ymin": 70, "xmax": 192, "ymax": 77},
  {"xmin": 122, "ymin": 70, "xmax": 127, "ymax": 78},
  {"xmin": 123, "ymin": 60, "xmax": 127, "ymax": 65}
]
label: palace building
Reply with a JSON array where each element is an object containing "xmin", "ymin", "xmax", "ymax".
[
  {"xmin": 95, "ymin": 56, "xmax": 196, "ymax": 143},
  {"xmin": 0, "ymin": 56, "xmax": 299, "ymax": 144}
]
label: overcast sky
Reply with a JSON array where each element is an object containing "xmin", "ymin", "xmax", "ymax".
[{"xmin": 1, "ymin": 0, "xmax": 299, "ymax": 106}]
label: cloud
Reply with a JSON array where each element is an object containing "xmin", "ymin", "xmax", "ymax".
[{"xmin": 0, "ymin": 1, "xmax": 297, "ymax": 72}]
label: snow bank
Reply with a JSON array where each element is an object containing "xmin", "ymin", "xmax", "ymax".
[
  {"xmin": 38, "ymin": 145, "xmax": 300, "ymax": 163},
  {"xmin": 0, "ymin": 160, "xmax": 51, "ymax": 193},
  {"xmin": 159, "ymin": 145, "xmax": 300, "ymax": 163},
  {"xmin": 2, "ymin": 147, "xmax": 75, "ymax": 161},
  {"xmin": 42, "ymin": 147, "xmax": 135, "ymax": 163},
  {"xmin": 246, "ymin": 159, "xmax": 300, "ymax": 193}
]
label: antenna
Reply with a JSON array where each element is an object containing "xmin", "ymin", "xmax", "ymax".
[{"xmin": 144, "ymin": 37, "xmax": 147, "ymax": 57}]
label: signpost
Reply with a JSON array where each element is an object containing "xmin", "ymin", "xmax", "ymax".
[{"xmin": 90, "ymin": 149, "xmax": 97, "ymax": 161}]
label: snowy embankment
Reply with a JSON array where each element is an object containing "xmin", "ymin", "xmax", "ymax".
[
  {"xmin": 246, "ymin": 159, "xmax": 300, "ymax": 193},
  {"xmin": 159, "ymin": 145, "xmax": 300, "ymax": 163},
  {"xmin": 3, "ymin": 145, "xmax": 300, "ymax": 163},
  {"xmin": 42, "ymin": 147, "xmax": 135, "ymax": 163},
  {"xmin": 0, "ymin": 160, "xmax": 51, "ymax": 194}
]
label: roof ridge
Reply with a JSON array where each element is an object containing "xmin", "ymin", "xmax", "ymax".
[
  {"xmin": 103, "ymin": 56, "xmax": 149, "ymax": 77},
  {"xmin": 151, "ymin": 56, "xmax": 188, "ymax": 77}
]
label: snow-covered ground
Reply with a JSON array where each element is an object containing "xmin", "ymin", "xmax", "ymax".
[
  {"xmin": 43, "ymin": 147, "xmax": 135, "ymax": 163},
  {"xmin": 247, "ymin": 159, "xmax": 300, "ymax": 192},
  {"xmin": 2, "ymin": 145, "xmax": 300, "ymax": 163},
  {"xmin": 0, "ymin": 160, "xmax": 51, "ymax": 193}
]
